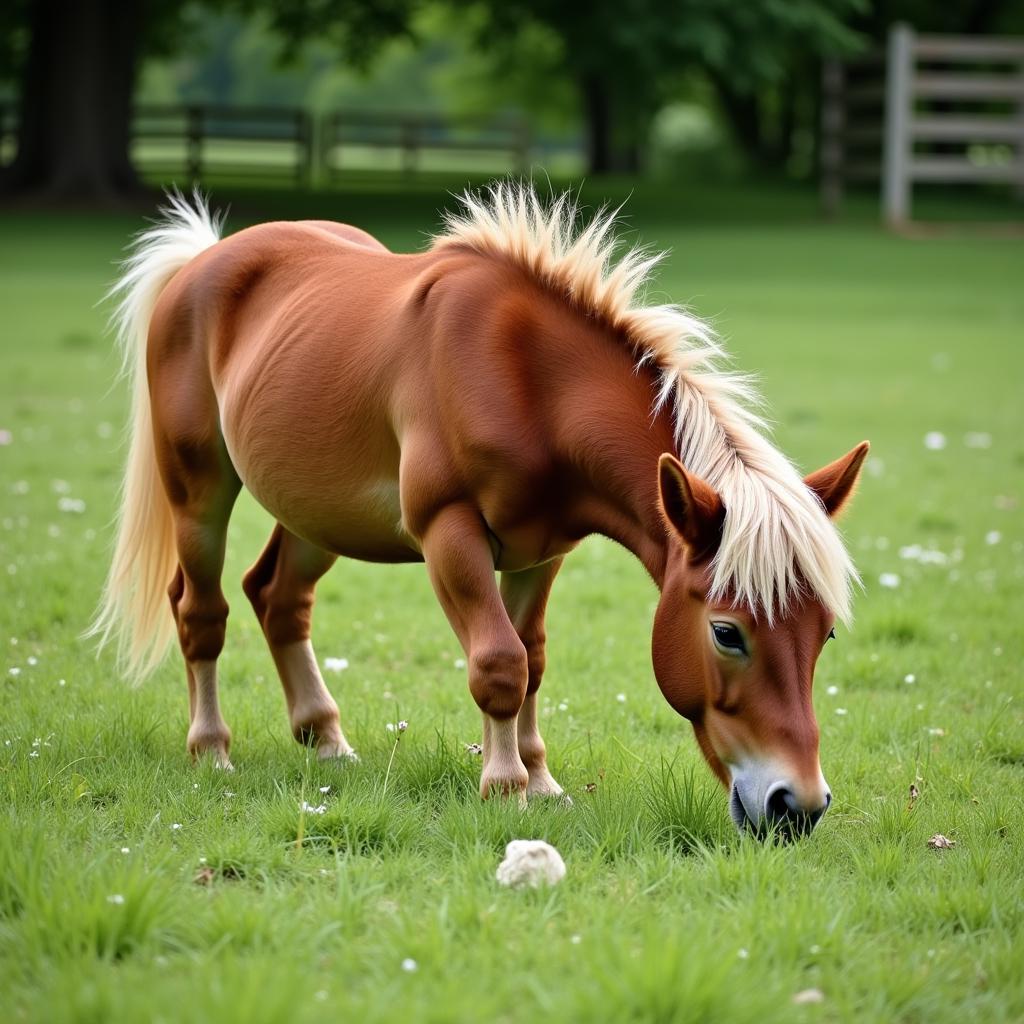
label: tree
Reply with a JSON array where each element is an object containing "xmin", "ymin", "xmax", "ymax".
[
  {"xmin": 0, "ymin": 0, "xmax": 151, "ymax": 199},
  {"xmin": 0, "ymin": 0, "xmax": 416, "ymax": 201}
]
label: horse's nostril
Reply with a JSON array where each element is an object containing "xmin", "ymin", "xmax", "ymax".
[
  {"xmin": 765, "ymin": 785, "xmax": 829, "ymax": 834},
  {"xmin": 765, "ymin": 786, "xmax": 797, "ymax": 821}
]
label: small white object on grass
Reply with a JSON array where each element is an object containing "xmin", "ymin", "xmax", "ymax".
[
  {"xmin": 323, "ymin": 657, "xmax": 349, "ymax": 673},
  {"xmin": 923, "ymin": 431, "xmax": 946, "ymax": 451},
  {"xmin": 792, "ymin": 989, "xmax": 825, "ymax": 1005},
  {"xmin": 878, "ymin": 573, "xmax": 901, "ymax": 589},
  {"xmin": 496, "ymin": 840, "xmax": 566, "ymax": 889}
]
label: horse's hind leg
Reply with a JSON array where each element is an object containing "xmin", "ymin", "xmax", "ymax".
[
  {"xmin": 242, "ymin": 525, "xmax": 355, "ymax": 759},
  {"xmin": 162, "ymin": 448, "xmax": 240, "ymax": 769},
  {"xmin": 501, "ymin": 558, "xmax": 565, "ymax": 798}
]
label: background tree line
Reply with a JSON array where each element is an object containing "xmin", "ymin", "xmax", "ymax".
[{"xmin": 1, "ymin": 0, "xmax": 1020, "ymax": 200}]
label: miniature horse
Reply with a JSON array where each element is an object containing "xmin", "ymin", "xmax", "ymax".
[{"xmin": 92, "ymin": 185, "xmax": 868, "ymax": 838}]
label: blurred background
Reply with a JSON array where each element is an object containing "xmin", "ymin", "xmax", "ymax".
[{"xmin": 1, "ymin": 0, "xmax": 1022, "ymax": 222}]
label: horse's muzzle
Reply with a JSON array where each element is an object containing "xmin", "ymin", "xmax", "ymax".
[{"xmin": 729, "ymin": 772, "xmax": 831, "ymax": 841}]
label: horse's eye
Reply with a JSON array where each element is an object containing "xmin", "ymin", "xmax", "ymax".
[
  {"xmin": 827, "ymin": 628, "xmax": 836, "ymax": 641},
  {"xmin": 711, "ymin": 622, "xmax": 747, "ymax": 657}
]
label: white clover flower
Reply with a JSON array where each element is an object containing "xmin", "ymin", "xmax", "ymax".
[
  {"xmin": 171, "ymin": 823, "xmax": 182, "ymax": 831},
  {"xmin": 904, "ymin": 674, "xmax": 916, "ymax": 684},
  {"xmin": 401, "ymin": 958, "xmax": 418, "ymax": 973},
  {"xmin": 397, "ymin": 720, "xmax": 408, "ymax": 733},
  {"xmin": 107, "ymin": 894, "xmax": 125, "ymax": 905},
  {"xmin": 57, "ymin": 497, "xmax": 86, "ymax": 513},
  {"xmin": 923, "ymin": 432, "xmax": 946, "ymax": 450},
  {"xmin": 616, "ymin": 693, "xmax": 626, "ymax": 703},
  {"xmin": 323, "ymin": 657, "xmax": 349, "ymax": 673},
  {"xmin": 826, "ymin": 685, "xmax": 839, "ymax": 696},
  {"xmin": 878, "ymin": 573, "xmax": 901, "ymax": 589},
  {"xmin": 835, "ymin": 708, "xmax": 848, "ymax": 716},
  {"xmin": 985, "ymin": 530, "xmax": 1002, "ymax": 546},
  {"xmin": 301, "ymin": 801, "xmax": 327, "ymax": 815}
]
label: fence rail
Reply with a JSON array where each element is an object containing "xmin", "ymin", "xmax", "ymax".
[
  {"xmin": 123, "ymin": 105, "xmax": 532, "ymax": 184},
  {"xmin": 821, "ymin": 25, "xmax": 1024, "ymax": 224},
  {"xmin": 319, "ymin": 111, "xmax": 530, "ymax": 179}
]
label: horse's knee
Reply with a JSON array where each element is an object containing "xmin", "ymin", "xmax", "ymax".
[{"xmin": 469, "ymin": 642, "xmax": 528, "ymax": 718}]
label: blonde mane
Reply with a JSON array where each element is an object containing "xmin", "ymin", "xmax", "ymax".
[{"xmin": 433, "ymin": 182, "xmax": 857, "ymax": 623}]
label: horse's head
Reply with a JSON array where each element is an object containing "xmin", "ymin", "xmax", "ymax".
[{"xmin": 650, "ymin": 443, "xmax": 869, "ymax": 839}]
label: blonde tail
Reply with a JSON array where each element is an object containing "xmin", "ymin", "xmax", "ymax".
[{"xmin": 88, "ymin": 190, "xmax": 223, "ymax": 680}]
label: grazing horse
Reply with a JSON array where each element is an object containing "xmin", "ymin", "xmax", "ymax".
[{"xmin": 91, "ymin": 185, "xmax": 868, "ymax": 838}]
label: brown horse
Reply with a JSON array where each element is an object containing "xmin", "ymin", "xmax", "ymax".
[{"xmin": 91, "ymin": 185, "xmax": 868, "ymax": 838}]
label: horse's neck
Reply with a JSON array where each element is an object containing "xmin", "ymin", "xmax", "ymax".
[{"xmin": 548, "ymin": 334, "xmax": 674, "ymax": 586}]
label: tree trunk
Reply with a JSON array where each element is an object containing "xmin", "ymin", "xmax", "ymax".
[
  {"xmin": 578, "ymin": 73, "xmax": 647, "ymax": 174},
  {"xmin": 580, "ymin": 72, "xmax": 613, "ymax": 174},
  {"xmin": 1, "ymin": 0, "xmax": 144, "ymax": 201}
]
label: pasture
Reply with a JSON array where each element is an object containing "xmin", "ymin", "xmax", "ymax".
[{"xmin": 1, "ymin": 182, "xmax": 1022, "ymax": 1023}]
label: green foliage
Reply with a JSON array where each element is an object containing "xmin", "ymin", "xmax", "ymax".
[{"xmin": 1, "ymin": 179, "xmax": 1022, "ymax": 1022}]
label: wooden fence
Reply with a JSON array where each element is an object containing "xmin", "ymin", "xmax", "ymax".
[
  {"xmin": 123, "ymin": 106, "xmax": 532, "ymax": 185},
  {"xmin": 320, "ymin": 112, "xmax": 530, "ymax": 179},
  {"xmin": 822, "ymin": 25, "xmax": 1024, "ymax": 224},
  {"xmin": 132, "ymin": 105, "xmax": 314, "ymax": 184}
]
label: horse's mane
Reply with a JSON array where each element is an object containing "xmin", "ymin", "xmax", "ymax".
[{"xmin": 432, "ymin": 182, "xmax": 857, "ymax": 623}]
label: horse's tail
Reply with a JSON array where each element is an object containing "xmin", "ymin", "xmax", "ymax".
[{"xmin": 87, "ymin": 190, "xmax": 223, "ymax": 680}]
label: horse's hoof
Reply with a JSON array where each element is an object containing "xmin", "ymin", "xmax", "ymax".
[{"xmin": 317, "ymin": 743, "xmax": 359, "ymax": 762}]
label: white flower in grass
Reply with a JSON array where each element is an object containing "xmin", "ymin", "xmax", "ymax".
[
  {"xmin": 401, "ymin": 958, "xmax": 418, "ymax": 973},
  {"xmin": 397, "ymin": 720, "xmax": 408, "ymax": 733},
  {"xmin": 835, "ymin": 708, "xmax": 848, "ymax": 716},
  {"xmin": 453, "ymin": 657, "xmax": 466, "ymax": 670},
  {"xmin": 737, "ymin": 948, "xmax": 750, "ymax": 959},
  {"xmin": 107, "ymin": 894, "xmax": 125, "ymax": 905},
  {"xmin": 8, "ymin": 668, "xmax": 20, "ymax": 677},
  {"xmin": 878, "ymin": 573, "xmax": 901, "ymax": 589},
  {"xmin": 965, "ymin": 432, "xmax": 992, "ymax": 449},
  {"xmin": 923, "ymin": 432, "xmax": 946, "ymax": 451},
  {"xmin": 51, "ymin": 479, "xmax": 70, "ymax": 494},
  {"xmin": 904, "ymin": 674, "xmax": 916, "ymax": 684},
  {"xmin": 323, "ymin": 657, "xmax": 349, "ymax": 673},
  {"xmin": 826, "ymin": 685, "xmax": 839, "ymax": 696},
  {"xmin": 0, "ymin": 430, "xmax": 11, "ymax": 446},
  {"xmin": 120, "ymin": 847, "xmax": 130, "ymax": 854},
  {"xmin": 570, "ymin": 934, "xmax": 582, "ymax": 945},
  {"xmin": 385, "ymin": 723, "xmax": 395, "ymax": 732},
  {"xmin": 319, "ymin": 785, "xmax": 331, "ymax": 794},
  {"xmin": 616, "ymin": 693, "xmax": 626, "ymax": 703},
  {"xmin": 170, "ymin": 823, "xmax": 182, "ymax": 831},
  {"xmin": 301, "ymin": 801, "xmax": 327, "ymax": 815},
  {"xmin": 26, "ymin": 656, "xmax": 37, "ymax": 666},
  {"xmin": 57, "ymin": 497, "xmax": 86, "ymax": 513},
  {"xmin": 985, "ymin": 530, "xmax": 1002, "ymax": 546}
]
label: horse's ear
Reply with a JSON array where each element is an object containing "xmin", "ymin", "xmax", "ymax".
[
  {"xmin": 805, "ymin": 441, "xmax": 870, "ymax": 519},
  {"xmin": 658, "ymin": 454, "xmax": 725, "ymax": 559}
]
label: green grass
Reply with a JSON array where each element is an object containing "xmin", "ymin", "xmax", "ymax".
[{"xmin": 1, "ymin": 180, "xmax": 1022, "ymax": 1023}]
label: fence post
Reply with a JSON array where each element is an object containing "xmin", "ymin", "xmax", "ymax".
[
  {"xmin": 820, "ymin": 59, "xmax": 845, "ymax": 217},
  {"xmin": 882, "ymin": 23, "xmax": 914, "ymax": 226},
  {"xmin": 186, "ymin": 105, "xmax": 203, "ymax": 184}
]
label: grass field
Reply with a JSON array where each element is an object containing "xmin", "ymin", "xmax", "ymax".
[{"xmin": 1, "ymin": 181, "xmax": 1023, "ymax": 1023}]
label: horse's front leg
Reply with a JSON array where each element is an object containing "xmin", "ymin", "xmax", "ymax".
[
  {"xmin": 418, "ymin": 503, "xmax": 529, "ymax": 800},
  {"xmin": 500, "ymin": 558, "xmax": 565, "ymax": 798}
]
